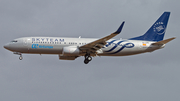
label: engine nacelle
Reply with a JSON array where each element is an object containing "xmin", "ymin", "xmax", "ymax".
[{"xmin": 62, "ymin": 46, "xmax": 80, "ymax": 56}]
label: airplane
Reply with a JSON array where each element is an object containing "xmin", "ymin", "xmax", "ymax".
[{"xmin": 4, "ymin": 12, "xmax": 175, "ymax": 64}]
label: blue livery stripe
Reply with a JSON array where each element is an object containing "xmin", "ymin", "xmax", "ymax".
[
  {"xmin": 110, "ymin": 43, "xmax": 134, "ymax": 54},
  {"xmin": 105, "ymin": 40, "xmax": 125, "ymax": 52}
]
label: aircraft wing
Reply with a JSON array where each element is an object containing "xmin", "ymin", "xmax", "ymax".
[
  {"xmin": 59, "ymin": 55, "xmax": 79, "ymax": 60},
  {"xmin": 79, "ymin": 21, "xmax": 125, "ymax": 54}
]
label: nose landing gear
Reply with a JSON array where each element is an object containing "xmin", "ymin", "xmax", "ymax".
[
  {"xmin": 84, "ymin": 53, "xmax": 92, "ymax": 64},
  {"xmin": 19, "ymin": 54, "xmax": 23, "ymax": 60},
  {"xmin": 14, "ymin": 52, "xmax": 23, "ymax": 60}
]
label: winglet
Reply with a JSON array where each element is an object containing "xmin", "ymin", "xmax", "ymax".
[{"xmin": 113, "ymin": 21, "xmax": 125, "ymax": 34}]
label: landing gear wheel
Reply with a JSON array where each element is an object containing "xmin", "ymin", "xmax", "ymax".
[
  {"xmin": 87, "ymin": 56, "xmax": 92, "ymax": 61},
  {"xmin": 19, "ymin": 56, "xmax": 23, "ymax": 60},
  {"xmin": 84, "ymin": 59, "xmax": 89, "ymax": 64},
  {"xmin": 84, "ymin": 53, "xmax": 92, "ymax": 64}
]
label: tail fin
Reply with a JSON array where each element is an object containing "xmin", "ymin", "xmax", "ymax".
[{"xmin": 129, "ymin": 12, "xmax": 170, "ymax": 41}]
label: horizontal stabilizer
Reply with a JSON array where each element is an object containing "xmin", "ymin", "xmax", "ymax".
[{"xmin": 152, "ymin": 37, "xmax": 176, "ymax": 45}]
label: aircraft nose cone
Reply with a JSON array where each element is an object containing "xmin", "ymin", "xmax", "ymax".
[{"xmin": 4, "ymin": 43, "xmax": 10, "ymax": 50}]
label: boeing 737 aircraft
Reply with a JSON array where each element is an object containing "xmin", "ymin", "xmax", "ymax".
[{"xmin": 4, "ymin": 12, "xmax": 175, "ymax": 64}]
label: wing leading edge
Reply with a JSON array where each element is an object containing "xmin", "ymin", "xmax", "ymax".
[{"xmin": 79, "ymin": 21, "xmax": 125, "ymax": 54}]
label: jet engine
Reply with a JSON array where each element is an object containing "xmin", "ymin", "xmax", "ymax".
[{"xmin": 62, "ymin": 46, "xmax": 80, "ymax": 56}]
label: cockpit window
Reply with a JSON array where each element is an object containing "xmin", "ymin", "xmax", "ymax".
[{"xmin": 11, "ymin": 40, "xmax": 18, "ymax": 43}]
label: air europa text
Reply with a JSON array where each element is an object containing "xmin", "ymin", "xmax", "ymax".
[{"xmin": 32, "ymin": 44, "xmax": 53, "ymax": 49}]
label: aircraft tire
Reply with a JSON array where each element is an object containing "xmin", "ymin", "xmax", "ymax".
[
  {"xmin": 84, "ymin": 59, "xmax": 89, "ymax": 64},
  {"xmin": 19, "ymin": 56, "xmax": 23, "ymax": 60},
  {"xmin": 87, "ymin": 56, "xmax": 92, "ymax": 61}
]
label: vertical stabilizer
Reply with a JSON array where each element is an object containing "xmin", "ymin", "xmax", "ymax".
[{"xmin": 129, "ymin": 12, "xmax": 170, "ymax": 41}]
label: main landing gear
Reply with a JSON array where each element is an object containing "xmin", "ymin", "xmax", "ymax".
[{"xmin": 84, "ymin": 53, "xmax": 92, "ymax": 64}]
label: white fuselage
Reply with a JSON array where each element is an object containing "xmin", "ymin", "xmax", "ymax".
[{"xmin": 4, "ymin": 37, "xmax": 163, "ymax": 56}]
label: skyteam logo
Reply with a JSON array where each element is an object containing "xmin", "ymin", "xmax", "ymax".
[
  {"xmin": 32, "ymin": 44, "xmax": 53, "ymax": 49},
  {"xmin": 153, "ymin": 22, "xmax": 166, "ymax": 35},
  {"xmin": 104, "ymin": 40, "xmax": 135, "ymax": 54}
]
